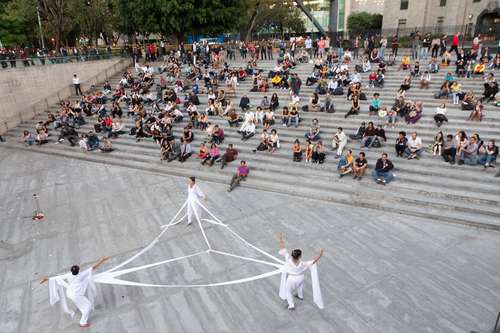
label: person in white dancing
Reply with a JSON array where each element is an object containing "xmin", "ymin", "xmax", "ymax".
[
  {"xmin": 278, "ymin": 233, "xmax": 323, "ymax": 310},
  {"xmin": 41, "ymin": 256, "xmax": 109, "ymax": 328},
  {"xmin": 187, "ymin": 176, "xmax": 205, "ymax": 225}
]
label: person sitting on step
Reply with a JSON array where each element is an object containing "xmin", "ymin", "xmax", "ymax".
[
  {"xmin": 404, "ymin": 132, "xmax": 423, "ymax": 160},
  {"xmin": 292, "ymin": 139, "xmax": 303, "ymax": 162},
  {"xmin": 338, "ymin": 149, "xmax": 354, "ymax": 178},
  {"xmin": 352, "ymin": 152, "xmax": 368, "ymax": 180},
  {"xmin": 219, "ymin": 143, "xmax": 238, "ymax": 169},
  {"xmin": 311, "ymin": 141, "xmax": 325, "ymax": 164},
  {"xmin": 372, "ymin": 152, "xmax": 394, "ymax": 185},
  {"xmin": 201, "ymin": 143, "xmax": 220, "ymax": 166},
  {"xmin": 228, "ymin": 160, "xmax": 250, "ymax": 192}
]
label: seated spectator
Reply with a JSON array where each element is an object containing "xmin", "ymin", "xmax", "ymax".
[
  {"xmin": 211, "ymin": 125, "xmax": 225, "ymax": 144},
  {"xmin": 405, "ymin": 132, "xmax": 423, "ymax": 159},
  {"xmin": 473, "ymin": 61, "xmax": 485, "ymax": 74},
  {"xmin": 79, "ymin": 134, "xmax": 89, "ymax": 150},
  {"xmin": 332, "ymin": 127, "xmax": 347, "ymax": 158},
  {"xmin": 442, "ymin": 134, "xmax": 456, "ymax": 164},
  {"xmin": 263, "ymin": 109, "xmax": 275, "ymax": 129},
  {"xmin": 362, "ymin": 57, "xmax": 371, "ymax": 72},
  {"xmin": 197, "ymin": 142, "xmax": 209, "ymax": 160},
  {"xmin": 305, "ymin": 119, "xmax": 320, "ymax": 141},
  {"xmin": 322, "ymin": 93, "xmax": 335, "ymax": 113},
  {"xmin": 311, "ymin": 141, "xmax": 325, "ymax": 164},
  {"xmin": 368, "ymin": 93, "xmax": 381, "ymax": 115},
  {"xmin": 344, "ymin": 93, "xmax": 360, "ymax": 118},
  {"xmin": 405, "ymin": 101, "xmax": 423, "ymax": 124},
  {"xmin": 399, "ymin": 55, "xmax": 410, "ymax": 70},
  {"xmin": 349, "ymin": 122, "xmax": 366, "ymax": 140},
  {"xmin": 179, "ymin": 138, "xmax": 192, "ymax": 162},
  {"xmin": 450, "ymin": 81, "xmax": 462, "ymax": 105},
  {"xmin": 372, "ymin": 153, "xmax": 394, "ymax": 185},
  {"xmin": 468, "ymin": 100, "xmax": 484, "ymax": 121},
  {"xmin": 419, "ymin": 71, "xmax": 431, "ymax": 89},
  {"xmin": 411, "ymin": 61, "xmax": 420, "ymax": 77},
  {"xmin": 281, "ymin": 106, "xmax": 290, "ymax": 126},
  {"xmin": 227, "ymin": 109, "xmax": 242, "ymax": 127},
  {"xmin": 435, "ymin": 81, "xmax": 450, "ymax": 99},
  {"xmin": 352, "ymin": 152, "xmax": 368, "ymax": 180},
  {"xmin": 288, "ymin": 106, "xmax": 300, "ymax": 127},
  {"xmin": 228, "ymin": 160, "xmax": 250, "ymax": 192},
  {"xmin": 428, "ymin": 58, "xmax": 439, "ymax": 73},
  {"xmin": 219, "ymin": 143, "xmax": 238, "ymax": 169},
  {"xmin": 35, "ymin": 129, "xmax": 48, "ymax": 145},
  {"xmin": 270, "ymin": 93, "xmax": 279, "ymax": 111},
  {"xmin": 338, "ymin": 149, "xmax": 354, "ymax": 178},
  {"xmin": 461, "ymin": 91, "xmax": 475, "ymax": 110},
  {"xmin": 395, "ymin": 131, "xmax": 407, "ymax": 157},
  {"xmin": 434, "ymin": 103, "xmax": 448, "ymax": 127},
  {"xmin": 478, "ymin": 140, "xmax": 498, "ymax": 168},
  {"xmin": 239, "ymin": 95, "xmax": 251, "ymax": 110},
  {"xmin": 304, "ymin": 139, "xmax": 314, "ymax": 163},
  {"xmin": 292, "ymin": 139, "xmax": 303, "ymax": 162},
  {"xmin": 307, "ymin": 93, "xmax": 321, "ymax": 112},
  {"xmin": 458, "ymin": 136, "xmax": 478, "ymax": 165},
  {"xmin": 361, "ymin": 122, "xmax": 377, "ymax": 148},
  {"xmin": 22, "ymin": 130, "xmax": 35, "ymax": 146},
  {"xmin": 482, "ymin": 74, "xmax": 498, "ymax": 102},
  {"xmin": 269, "ymin": 129, "xmax": 280, "ymax": 152},
  {"xmin": 100, "ymin": 137, "xmax": 113, "ymax": 153},
  {"xmin": 240, "ymin": 120, "xmax": 256, "ymax": 141},
  {"xmin": 201, "ymin": 143, "xmax": 220, "ymax": 166},
  {"xmin": 432, "ymin": 131, "xmax": 444, "ymax": 156}
]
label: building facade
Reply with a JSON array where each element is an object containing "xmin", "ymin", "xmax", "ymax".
[
  {"xmin": 302, "ymin": 0, "xmax": 384, "ymax": 33},
  {"xmin": 381, "ymin": 0, "xmax": 499, "ymax": 38}
]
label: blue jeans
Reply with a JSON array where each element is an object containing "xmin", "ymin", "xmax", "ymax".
[
  {"xmin": 288, "ymin": 116, "xmax": 299, "ymax": 127},
  {"xmin": 337, "ymin": 156, "xmax": 347, "ymax": 169},
  {"xmin": 372, "ymin": 170, "xmax": 394, "ymax": 183},
  {"xmin": 460, "ymin": 152, "xmax": 478, "ymax": 165},
  {"xmin": 478, "ymin": 154, "xmax": 496, "ymax": 165},
  {"xmin": 404, "ymin": 148, "xmax": 423, "ymax": 157}
]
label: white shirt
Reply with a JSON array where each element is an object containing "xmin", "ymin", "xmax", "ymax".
[
  {"xmin": 407, "ymin": 136, "xmax": 422, "ymax": 149},
  {"xmin": 305, "ymin": 38, "xmax": 312, "ymax": 49},
  {"xmin": 436, "ymin": 107, "xmax": 447, "ymax": 115},
  {"xmin": 73, "ymin": 76, "xmax": 80, "ymax": 85},
  {"xmin": 66, "ymin": 268, "xmax": 92, "ymax": 298},
  {"xmin": 279, "ymin": 248, "xmax": 312, "ymax": 275},
  {"xmin": 187, "ymin": 184, "xmax": 205, "ymax": 202}
]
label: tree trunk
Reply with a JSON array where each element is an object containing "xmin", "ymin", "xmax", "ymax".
[{"xmin": 241, "ymin": 1, "xmax": 260, "ymax": 41}]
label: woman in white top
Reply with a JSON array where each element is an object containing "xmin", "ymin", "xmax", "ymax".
[
  {"xmin": 269, "ymin": 129, "xmax": 280, "ymax": 152},
  {"xmin": 434, "ymin": 103, "xmax": 448, "ymax": 127},
  {"xmin": 278, "ymin": 233, "xmax": 323, "ymax": 310}
]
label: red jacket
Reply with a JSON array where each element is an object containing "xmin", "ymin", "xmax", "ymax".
[{"xmin": 451, "ymin": 35, "xmax": 459, "ymax": 47}]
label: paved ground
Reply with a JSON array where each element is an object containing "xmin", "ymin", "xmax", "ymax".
[{"xmin": 0, "ymin": 147, "xmax": 499, "ymax": 333}]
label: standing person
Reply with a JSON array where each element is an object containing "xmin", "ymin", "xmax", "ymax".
[
  {"xmin": 411, "ymin": 31, "xmax": 421, "ymax": 60},
  {"xmin": 278, "ymin": 233, "xmax": 323, "ymax": 311},
  {"xmin": 391, "ymin": 35, "xmax": 399, "ymax": 58},
  {"xmin": 439, "ymin": 35, "xmax": 448, "ymax": 56},
  {"xmin": 40, "ymin": 257, "xmax": 109, "ymax": 328},
  {"xmin": 187, "ymin": 176, "xmax": 205, "ymax": 225},
  {"xmin": 228, "ymin": 160, "xmax": 250, "ymax": 192},
  {"xmin": 379, "ymin": 36, "xmax": 387, "ymax": 59},
  {"xmin": 305, "ymin": 35, "xmax": 313, "ymax": 58},
  {"xmin": 449, "ymin": 32, "xmax": 460, "ymax": 57},
  {"xmin": 73, "ymin": 74, "xmax": 82, "ymax": 96},
  {"xmin": 353, "ymin": 34, "xmax": 360, "ymax": 60}
]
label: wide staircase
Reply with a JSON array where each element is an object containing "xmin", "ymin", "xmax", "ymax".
[{"xmin": 2, "ymin": 55, "xmax": 500, "ymax": 230}]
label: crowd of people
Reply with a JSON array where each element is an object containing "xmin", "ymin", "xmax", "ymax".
[{"xmin": 14, "ymin": 32, "xmax": 500, "ymax": 189}]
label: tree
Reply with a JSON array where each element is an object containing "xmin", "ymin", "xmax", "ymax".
[
  {"xmin": 0, "ymin": 0, "xmax": 38, "ymax": 47},
  {"xmin": 240, "ymin": 0, "xmax": 306, "ymax": 41},
  {"xmin": 347, "ymin": 12, "xmax": 382, "ymax": 35}
]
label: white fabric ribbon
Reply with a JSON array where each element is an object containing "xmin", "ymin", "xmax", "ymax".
[{"xmin": 47, "ymin": 196, "xmax": 324, "ymax": 311}]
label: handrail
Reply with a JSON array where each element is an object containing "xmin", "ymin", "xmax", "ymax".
[
  {"xmin": 494, "ymin": 311, "xmax": 500, "ymax": 333},
  {"xmin": 0, "ymin": 53, "xmax": 132, "ymax": 69}
]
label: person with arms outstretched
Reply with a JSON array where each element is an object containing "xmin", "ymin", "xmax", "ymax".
[{"xmin": 41, "ymin": 256, "xmax": 109, "ymax": 328}]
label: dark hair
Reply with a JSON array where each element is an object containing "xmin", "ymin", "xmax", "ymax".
[
  {"xmin": 291, "ymin": 249, "xmax": 302, "ymax": 260},
  {"xmin": 71, "ymin": 265, "xmax": 80, "ymax": 275},
  {"xmin": 189, "ymin": 176, "xmax": 196, "ymax": 182}
]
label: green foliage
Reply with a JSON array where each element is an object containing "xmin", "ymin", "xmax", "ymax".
[
  {"xmin": 0, "ymin": 0, "xmax": 37, "ymax": 46},
  {"xmin": 347, "ymin": 12, "xmax": 382, "ymax": 35}
]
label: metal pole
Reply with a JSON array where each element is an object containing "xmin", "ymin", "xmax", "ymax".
[{"xmin": 36, "ymin": 5, "xmax": 45, "ymax": 49}]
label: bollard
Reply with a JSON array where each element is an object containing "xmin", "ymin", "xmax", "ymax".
[{"xmin": 32, "ymin": 194, "xmax": 44, "ymax": 221}]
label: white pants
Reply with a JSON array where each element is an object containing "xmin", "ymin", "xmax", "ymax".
[
  {"xmin": 285, "ymin": 275, "xmax": 305, "ymax": 308},
  {"xmin": 187, "ymin": 201, "xmax": 201, "ymax": 224},
  {"xmin": 69, "ymin": 295, "xmax": 91, "ymax": 325},
  {"xmin": 333, "ymin": 141, "xmax": 346, "ymax": 156}
]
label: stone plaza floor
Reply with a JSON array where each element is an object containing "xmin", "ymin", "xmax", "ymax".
[{"xmin": 0, "ymin": 147, "xmax": 499, "ymax": 333}]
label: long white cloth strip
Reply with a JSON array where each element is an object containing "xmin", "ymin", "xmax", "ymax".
[
  {"xmin": 106, "ymin": 199, "xmax": 189, "ymax": 273},
  {"xmin": 191, "ymin": 201, "xmax": 212, "ymax": 250},
  {"xmin": 94, "ymin": 268, "xmax": 283, "ymax": 288},
  {"xmin": 209, "ymin": 249, "xmax": 283, "ymax": 268},
  {"xmin": 223, "ymin": 225, "xmax": 285, "ymax": 265},
  {"xmin": 95, "ymin": 251, "xmax": 207, "ymax": 280},
  {"xmin": 51, "ymin": 195, "xmax": 324, "ymax": 310}
]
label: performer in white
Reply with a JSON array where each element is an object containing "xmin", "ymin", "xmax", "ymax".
[
  {"xmin": 187, "ymin": 176, "xmax": 205, "ymax": 225},
  {"xmin": 41, "ymin": 256, "xmax": 109, "ymax": 328},
  {"xmin": 278, "ymin": 233, "xmax": 323, "ymax": 310}
]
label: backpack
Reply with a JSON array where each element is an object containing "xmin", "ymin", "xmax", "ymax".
[
  {"xmin": 333, "ymin": 86, "xmax": 344, "ymax": 95},
  {"xmin": 372, "ymin": 138, "xmax": 382, "ymax": 148}
]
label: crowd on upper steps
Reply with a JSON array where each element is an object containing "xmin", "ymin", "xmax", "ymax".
[{"xmin": 14, "ymin": 33, "xmax": 500, "ymax": 186}]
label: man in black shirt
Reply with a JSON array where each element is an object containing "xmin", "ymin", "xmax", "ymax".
[
  {"xmin": 372, "ymin": 153, "xmax": 394, "ymax": 185},
  {"xmin": 352, "ymin": 152, "xmax": 368, "ymax": 180}
]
